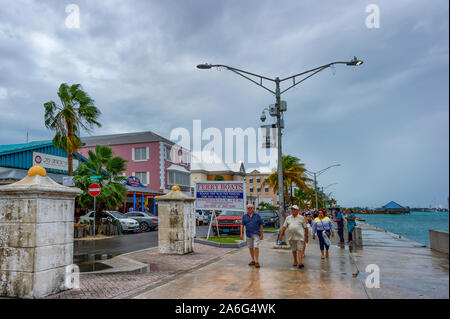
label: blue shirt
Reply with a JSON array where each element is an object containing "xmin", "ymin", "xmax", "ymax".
[
  {"xmin": 335, "ymin": 212, "xmax": 344, "ymax": 229},
  {"xmin": 347, "ymin": 213, "xmax": 356, "ymax": 232},
  {"xmin": 242, "ymin": 213, "xmax": 263, "ymax": 237}
]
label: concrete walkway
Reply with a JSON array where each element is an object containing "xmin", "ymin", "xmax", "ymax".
[
  {"xmin": 133, "ymin": 227, "xmax": 449, "ymax": 299},
  {"xmin": 134, "ymin": 233, "xmax": 368, "ymax": 299}
]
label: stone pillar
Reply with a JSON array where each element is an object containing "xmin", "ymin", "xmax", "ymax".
[
  {"xmin": 354, "ymin": 226, "xmax": 363, "ymax": 246},
  {"xmin": 0, "ymin": 166, "xmax": 82, "ymax": 298},
  {"xmin": 156, "ymin": 186, "xmax": 196, "ymax": 254}
]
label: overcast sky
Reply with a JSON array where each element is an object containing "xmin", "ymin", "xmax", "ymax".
[{"xmin": 0, "ymin": 0, "xmax": 448, "ymax": 208}]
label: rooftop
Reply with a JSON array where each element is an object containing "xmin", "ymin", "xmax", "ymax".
[{"xmin": 80, "ymin": 131, "xmax": 176, "ymax": 147}]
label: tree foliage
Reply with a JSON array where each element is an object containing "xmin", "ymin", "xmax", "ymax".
[
  {"xmin": 44, "ymin": 83, "xmax": 101, "ymax": 175},
  {"xmin": 73, "ymin": 145, "xmax": 128, "ymax": 233},
  {"xmin": 262, "ymin": 155, "xmax": 312, "ymax": 205}
]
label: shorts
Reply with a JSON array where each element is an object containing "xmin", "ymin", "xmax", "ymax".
[
  {"xmin": 289, "ymin": 240, "xmax": 305, "ymax": 251},
  {"xmin": 246, "ymin": 234, "xmax": 261, "ymax": 248}
]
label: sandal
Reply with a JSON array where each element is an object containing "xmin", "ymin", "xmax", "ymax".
[
  {"xmin": 248, "ymin": 261, "xmax": 255, "ymax": 266},
  {"xmin": 298, "ymin": 264, "xmax": 305, "ymax": 269},
  {"xmin": 255, "ymin": 263, "xmax": 261, "ymax": 268}
]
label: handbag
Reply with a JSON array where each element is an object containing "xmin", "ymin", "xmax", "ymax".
[{"xmin": 320, "ymin": 220, "xmax": 332, "ymax": 247}]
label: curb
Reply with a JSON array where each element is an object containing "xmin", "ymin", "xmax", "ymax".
[{"xmin": 194, "ymin": 238, "xmax": 247, "ymax": 248}]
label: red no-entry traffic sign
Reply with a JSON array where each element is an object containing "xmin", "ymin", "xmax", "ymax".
[{"xmin": 88, "ymin": 183, "xmax": 101, "ymax": 197}]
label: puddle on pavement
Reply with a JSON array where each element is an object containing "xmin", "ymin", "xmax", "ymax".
[{"xmin": 74, "ymin": 253, "xmax": 118, "ymax": 272}]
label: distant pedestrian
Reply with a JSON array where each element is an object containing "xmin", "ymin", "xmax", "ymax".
[
  {"xmin": 345, "ymin": 209, "xmax": 356, "ymax": 245},
  {"xmin": 278, "ymin": 205, "xmax": 309, "ymax": 268},
  {"xmin": 240, "ymin": 204, "xmax": 264, "ymax": 268},
  {"xmin": 144, "ymin": 205, "xmax": 149, "ymax": 213},
  {"xmin": 312, "ymin": 210, "xmax": 335, "ymax": 259},
  {"xmin": 334, "ymin": 208, "xmax": 345, "ymax": 244},
  {"xmin": 128, "ymin": 206, "xmax": 133, "ymax": 212}
]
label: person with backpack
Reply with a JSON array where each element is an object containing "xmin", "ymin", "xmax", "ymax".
[{"xmin": 312, "ymin": 209, "xmax": 335, "ymax": 259}]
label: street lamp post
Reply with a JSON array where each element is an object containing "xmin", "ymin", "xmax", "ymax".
[
  {"xmin": 306, "ymin": 165, "xmax": 341, "ymax": 210},
  {"xmin": 197, "ymin": 57, "xmax": 362, "ymax": 234}
]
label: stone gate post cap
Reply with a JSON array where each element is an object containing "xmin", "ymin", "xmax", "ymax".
[
  {"xmin": 155, "ymin": 188, "xmax": 195, "ymax": 202},
  {"xmin": 28, "ymin": 165, "xmax": 47, "ymax": 177}
]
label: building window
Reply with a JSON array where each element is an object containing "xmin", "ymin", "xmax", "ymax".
[
  {"xmin": 256, "ymin": 177, "xmax": 261, "ymax": 183},
  {"xmin": 168, "ymin": 171, "xmax": 190, "ymax": 187},
  {"xmin": 257, "ymin": 187, "xmax": 261, "ymax": 193},
  {"xmin": 249, "ymin": 177, "xmax": 253, "ymax": 184},
  {"xmin": 265, "ymin": 186, "xmax": 269, "ymax": 193},
  {"xmin": 135, "ymin": 172, "xmax": 149, "ymax": 185},
  {"xmin": 134, "ymin": 147, "xmax": 148, "ymax": 161},
  {"xmin": 249, "ymin": 187, "xmax": 253, "ymax": 193},
  {"xmin": 165, "ymin": 147, "xmax": 172, "ymax": 161}
]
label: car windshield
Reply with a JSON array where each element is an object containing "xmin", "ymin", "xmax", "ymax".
[
  {"xmin": 108, "ymin": 211, "xmax": 125, "ymax": 219},
  {"xmin": 219, "ymin": 211, "xmax": 244, "ymax": 216}
]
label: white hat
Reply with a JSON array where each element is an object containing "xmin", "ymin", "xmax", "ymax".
[{"xmin": 290, "ymin": 205, "xmax": 299, "ymax": 210}]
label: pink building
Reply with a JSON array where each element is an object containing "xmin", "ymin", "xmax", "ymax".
[{"xmin": 79, "ymin": 131, "xmax": 191, "ymax": 213}]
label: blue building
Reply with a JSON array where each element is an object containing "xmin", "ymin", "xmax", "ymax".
[
  {"xmin": 376, "ymin": 201, "xmax": 410, "ymax": 214},
  {"xmin": 0, "ymin": 141, "xmax": 88, "ymax": 185}
]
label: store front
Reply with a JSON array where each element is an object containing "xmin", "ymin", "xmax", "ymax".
[
  {"xmin": 0, "ymin": 141, "xmax": 88, "ymax": 185},
  {"xmin": 121, "ymin": 176, "xmax": 163, "ymax": 215}
]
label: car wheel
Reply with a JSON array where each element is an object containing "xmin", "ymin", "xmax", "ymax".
[{"xmin": 140, "ymin": 222, "xmax": 150, "ymax": 232}]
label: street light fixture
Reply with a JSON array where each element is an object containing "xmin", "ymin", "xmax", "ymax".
[
  {"xmin": 197, "ymin": 58, "xmax": 362, "ymax": 232},
  {"xmin": 305, "ymin": 164, "xmax": 341, "ymax": 210}
]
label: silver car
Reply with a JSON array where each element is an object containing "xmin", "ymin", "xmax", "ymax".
[
  {"xmin": 124, "ymin": 212, "xmax": 158, "ymax": 232},
  {"xmin": 80, "ymin": 211, "xmax": 140, "ymax": 232}
]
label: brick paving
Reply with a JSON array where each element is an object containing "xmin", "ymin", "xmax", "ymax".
[{"xmin": 45, "ymin": 243, "xmax": 235, "ymax": 299}]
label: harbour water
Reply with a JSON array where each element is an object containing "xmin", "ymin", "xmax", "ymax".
[{"xmin": 356, "ymin": 211, "xmax": 449, "ymax": 247}]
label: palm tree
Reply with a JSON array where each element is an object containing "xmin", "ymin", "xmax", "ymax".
[
  {"xmin": 73, "ymin": 145, "xmax": 128, "ymax": 235},
  {"xmin": 262, "ymin": 155, "xmax": 312, "ymax": 205},
  {"xmin": 44, "ymin": 83, "xmax": 101, "ymax": 176}
]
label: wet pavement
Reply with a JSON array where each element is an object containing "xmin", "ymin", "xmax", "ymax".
[
  {"xmin": 134, "ymin": 233, "xmax": 368, "ymax": 299},
  {"xmin": 68, "ymin": 223, "xmax": 448, "ymax": 299},
  {"xmin": 74, "ymin": 230, "xmax": 159, "ymax": 257},
  {"xmin": 351, "ymin": 222, "xmax": 449, "ymax": 299},
  {"xmin": 73, "ymin": 225, "xmax": 212, "ymax": 272},
  {"xmin": 133, "ymin": 225, "xmax": 449, "ymax": 299}
]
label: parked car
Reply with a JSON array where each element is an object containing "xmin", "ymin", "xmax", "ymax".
[
  {"xmin": 125, "ymin": 212, "xmax": 158, "ymax": 232},
  {"xmin": 212, "ymin": 210, "xmax": 244, "ymax": 235},
  {"xmin": 258, "ymin": 210, "xmax": 279, "ymax": 228},
  {"xmin": 80, "ymin": 211, "xmax": 140, "ymax": 232}
]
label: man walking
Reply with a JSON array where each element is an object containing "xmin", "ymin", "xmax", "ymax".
[
  {"xmin": 240, "ymin": 204, "xmax": 264, "ymax": 268},
  {"xmin": 334, "ymin": 208, "xmax": 345, "ymax": 244},
  {"xmin": 278, "ymin": 205, "xmax": 309, "ymax": 269}
]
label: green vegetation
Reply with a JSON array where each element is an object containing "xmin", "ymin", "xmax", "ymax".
[
  {"xmin": 263, "ymin": 227, "xmax": 278, "ymax": 231},
  {"xmin": 73, "ymin": 145, "xmax": 128, "ymax": 234},
  {"xmin": 202, "ymin": 236, "xmax": 240, "ymax": 243},
  {"xmin": 44, "ymin": 83, "xmax": 101, "ymax": 176},
  {"xmin": 262, "ymin": 155, "xmax": 312, "ymax": 205},
  {"xmin": 214, "ymin": 174, "xmax": 225, "ymax": 181},
  {"xmin": 257, "ymin": 202, "xmax": 277, "ymax": 211}
]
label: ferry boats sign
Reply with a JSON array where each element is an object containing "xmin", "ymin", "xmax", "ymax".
[{"xmin": 195, "ymin": 181, "xmax": 246, "ymax": 211}]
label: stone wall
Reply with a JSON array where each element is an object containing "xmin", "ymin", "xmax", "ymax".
[
  {"xmin": 429, "ymin": 229, "xmax": 449, "ymax": 254},
  {"xmin": 156, "ymin": 188, "xmax": 195, "ymax": 255},
  {"xmin": 0, "ymin": 168, "xmax": 81, "ymax": 298}
]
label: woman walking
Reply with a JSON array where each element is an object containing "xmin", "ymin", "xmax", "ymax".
[
  {"xmin": 312, "ymin": 210, "xmax": 335, "ymax": 259},
  {"xmin": 345, "ymin": 209, "xmax": 356, "ymax": 245}
]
